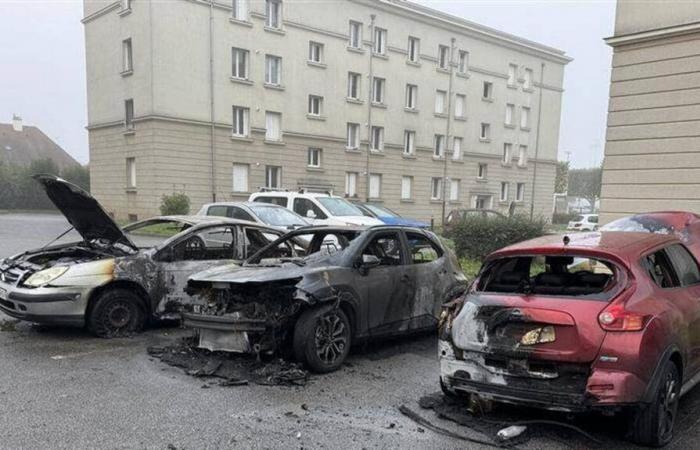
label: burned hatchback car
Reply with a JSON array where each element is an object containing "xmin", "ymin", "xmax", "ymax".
[
  {"xmin": 184, "ymin": 225, "xmax": 466, "ymax": 372},
  {"xmin": 0, "ymin": 175, "xmax": 285, "ymax": 337}
]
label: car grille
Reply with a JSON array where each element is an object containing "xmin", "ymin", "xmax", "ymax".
[{"xmin": 0, "ymin": 266, "xmax": 28, "ymax": 286}]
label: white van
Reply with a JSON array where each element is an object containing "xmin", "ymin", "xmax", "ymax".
[{"xmin": 248, "ymin": 190, "xmax": 383, "ymax": 226}]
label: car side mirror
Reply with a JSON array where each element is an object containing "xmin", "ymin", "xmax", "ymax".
[
  {"xmin": 357, "ymin": 254, "xmax": 381, "ymax": 275},
  {"xmin": 306, "ymin": 210, "xmax": 317, "ymax": 219}
]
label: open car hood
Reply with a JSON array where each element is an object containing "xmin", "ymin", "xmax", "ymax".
[{"xmin": 34, "ymin": 174, "xmax": 137, "ymax": 251}]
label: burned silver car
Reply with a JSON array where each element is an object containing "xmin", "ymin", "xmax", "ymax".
[
  {"xmin": 0, "ymin": 175, "xmax": 285, "ymax": 337},
  {"xmin": 184, "ymin": 225, "xmax": 467, "ymax": 372}
]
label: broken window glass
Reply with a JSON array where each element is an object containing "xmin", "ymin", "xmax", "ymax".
[
  {"xmin": 361, "ymin": 233, "xmax": 403, "ymax": 266},
  {"xmin": 406, "ymin": 232, "xmax": 442, "ymax": 264}
]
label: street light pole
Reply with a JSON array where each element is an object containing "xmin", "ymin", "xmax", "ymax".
[
  {"xmin": 441, "ymin": 37, "xmax": 456, "ymax": 227},
  {"xmin": 529, "ymin": 62, "xmax": 545, "ymax": 220}
]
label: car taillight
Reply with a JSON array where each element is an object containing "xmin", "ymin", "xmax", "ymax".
[{"xmin": 598, "ymin": 304, "xmax": 650, "ymax": 331}]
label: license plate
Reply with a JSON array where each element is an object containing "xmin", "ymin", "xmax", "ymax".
[{"xmin": 0, "ymin": 288, "xmax": 6, "ymax": 300}]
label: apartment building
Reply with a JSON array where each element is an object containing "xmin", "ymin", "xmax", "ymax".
[
  {"xmin": 83, "ymin": 0, "xmax": 570, "ymax": 223},
  {"xmin": 600, "ymin": 0, "xmax": 700, "ymax": 223}
]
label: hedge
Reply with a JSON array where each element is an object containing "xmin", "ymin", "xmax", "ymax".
[
  {"xmin": 160, "ymin": 192, "xmax": 191, "ymax": 215},
  {"xmin": 449, "ymin": 214, "xmax": 549, "ymax": 260}
]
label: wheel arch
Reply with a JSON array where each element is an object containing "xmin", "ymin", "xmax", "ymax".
[
  {"xmin": 642, "ymin": 344, "xmax": 683, "ymax": 404},
  {"xmin": 86, "ymin": 280, "xmax": 152, "ymax": 320}
]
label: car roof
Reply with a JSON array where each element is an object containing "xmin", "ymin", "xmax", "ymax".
[
  {"xmin": 490, "ymin": 231, "xmax": 677, "ymax": 261},
  {"xmin": 252, "ymin": 191, "xmax": 338, "ymax": 198},
  {"xmin": 200, "ymin": 202, "xmax": 286, "ymax": 209}
]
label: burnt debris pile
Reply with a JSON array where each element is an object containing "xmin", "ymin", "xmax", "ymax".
[{"xmin": 147, "ymin": 336, "xmax": 308, "ymax": 387}]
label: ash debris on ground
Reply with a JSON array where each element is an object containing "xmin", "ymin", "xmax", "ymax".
[
  {"xmin": 148, "ymin": 336, "xmax": 309, "ymax": 387},
  {"xmin": 0, "ymin": 319, "xmax": 19, "ymax": 332}
]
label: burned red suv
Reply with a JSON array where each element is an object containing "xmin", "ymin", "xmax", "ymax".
[{"xmin": 439, "ymin": 231, "xmax": 700, "ymax": 446}]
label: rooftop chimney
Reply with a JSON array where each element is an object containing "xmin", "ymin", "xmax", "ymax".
[{"xmin": 11, "ymin": 114, "xmax": 22, "ymax": 132}]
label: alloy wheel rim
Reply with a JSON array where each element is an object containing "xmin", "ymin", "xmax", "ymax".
[
  {"xmin": 658, "ymin": 372, "xmax": 679, "ymax": 441},
  {"xmin": 314, "ymin": 313, "xmax": 347, "ymax": 365}
]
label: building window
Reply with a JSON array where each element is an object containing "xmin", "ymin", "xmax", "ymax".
[
  {"xmin": 232, "ymin": 0, "xmax": 248, "ymax": 20},
  {"xmin": 401, "ymin": 176, "xmax": 413, "ymax": 200},
  {"xmin": 231, "ymin": 48, "xmax": 249, "ymax": 79},
  {"xmin": 124, "ymin": 99, "xmax": 134, "ymax": 130},
  {"xmin": 474, "ymin": 195, "xmax": 492, "ymax": 209},
  {"xmin": 435, "ymin": 90, "xmax": 446, "ymax": 114},
  {"xmin": 405, "ymin": 84, "xmax": 417, "ymax": 109},
  {"xmin": 126, "ymin": 157, "xmax": 136, "ymax": 188},
  {"xmin": 477, "ymin": 163, "xmax": 487, "ymax": 179},
  {"xmin": 265, "ymin": 0, "xmax": 281, "ymax": 29},
  {"xmin": 458, "ymin": 50, "xmax": 468, "ymax": 74},
  {"xmin": 345, "ymin": 172, "xmax": 358, "ymax": 196},
  {"xmin": 347, "ymin": 123, "xmax": 360, "ymax": 149},
  {"xmin": 431, "ymin": 177, "xmax": 442, "ymax": 200},
  {"xmin": 524, "ymin": 68, "xmax": 533, "ymax": 90},
  {"xmin": 450, "ymin": 179, "xmax": 460, "ymax": 201},
  {"xmin": 507, "ymin": 63, "xmax": 517, "ymax": 86},
  {"xmin": 307, "ymin": 148, "xmax": 322, "ymax": 167},
  {"xmin": 518, "ymin": 145, "xmax": 528, "ymax": 166},
  {"xmin": 404, "ymin": 130, "xmax": 415, "ymax": 155},
  {"xmin": 521, "ymin": 106, "xmax": 531, "ymax": 129},
  {"xmin": 454, "ymin": 94, "xmax": 466, "ymax": 118},
  {"xmin": 371, "ymin": 126, "xmax": 384, "ymax": 151},
  {"xmin": 407, "ymin": 37, "xmax": 419, "ymax": 63},
  {"xmin": 503, "ymin": 143, "xmax": 512, "ymax": 164},
  {"xmin": 308, "ymin": 95, "xmax": 323, "ymax": 116},
  {"xmin": 347, "ymin": 72, "xmax": 361, "ymax": 99},
  {"xmin": 374, "ymin": 27, "xmax": 387, "ymax": 55},
  {"xmin": 480, "ymin": 123, "xmax": 490, "ymax": 140},
  {"xmin": 265, "ymin": 55, "xmax": 282, "ymax": 85},
  {"xmin": 265, "ymin": 166, "xmax": 281, "ymax": 189},
  {"xmin": 232, "ymin": 106, "xmax": 250, "ymax": 137},
  {"xmin": 500, "ymin": 182, "xmax": 509, "ymax": 202},
  {"xmin": 122, "ymin": 38, "xmax": 132, "ymax": 73},
  {"xmin": 372, "ymin": 77, "xmax": 385, "ymax": 104},
  {"xmin": 349, "ymin": 21, "xmax": 362, "ymax": 49},
  {"xmin": 516, "ymin": 182, "xmax": 525, "ymax": 202},
  {"xmin": 452, "ymin": 137, "xmax": 462, "ymax": 161},
  {"xmin": 482, "ymin": 81, "xmax": 493, "ymax": 100},
  {"xmin": 369, "ymin": 174, "xmax": 382, "ymax": 198},
  {"xmin": 434, "ymin": 134, "xmax": 445, "ymax": 158},
  {"xmin": 232, "ymin": 163, "xmax": 249, "ymax": 192},
  {"xmin": 438, "ymin": 45, "xmax": 449, "ymax": 69},
  {"xmin": 505, "ymin": 103, "xmax": 514, "ymax": 126},
  {"xmin": 265, "ymin": 111, "xmax": 281, "ymax": 141},
  {"xmin": 309, "ymin": 41, "xmax": 323, "ymax": 63}
]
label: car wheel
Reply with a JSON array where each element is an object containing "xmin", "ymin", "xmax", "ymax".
[
  {"xmin": 88, "ymin": 288, "xmax": 146, "ymax": 338},
  {"xmin": 631, "ymin": 360, "xmax": 680, "ymax": 447},
  {"xmin": 293, "ymin": 307, "xmax": 351, "ymax": 373}
]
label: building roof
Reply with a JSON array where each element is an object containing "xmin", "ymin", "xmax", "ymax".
[{"xmin": 0, "ymin": 122, "xmax": 79, "ymax": 169}]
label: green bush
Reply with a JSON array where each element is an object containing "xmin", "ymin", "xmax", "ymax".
[
  {"xmin": 451, "ymin": 214, "xmax": 549, "ymax": 260},
  {"xmin": 552, "ymin": 212, "xmax": 577, "ymax": 224},
  {"xmin": 160, "ymin": 192, "xmax": 191, "ymax": 215}
]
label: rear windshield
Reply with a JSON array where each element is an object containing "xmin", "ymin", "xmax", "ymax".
[
  {"xmin": 476, "ymin": 255, "xmax": 620, "ymax": 301},
  {"xmin": 316, "ymin": 197, "xmax": 364, "ymax": 217},
  {"xmin": 249, "ymin": 204, "xmax": 306, "ymax": 227}
]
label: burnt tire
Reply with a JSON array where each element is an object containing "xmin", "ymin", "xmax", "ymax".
[
  {"xmin": 88, "ymin": 288, "xmax": 146, "ymax": 338},
  {"xmin": 293, "ymin": 307, "xmax": 351, "ymax": 373},
  {"xmin": 630, "ymin": 360, "xmax": 680, "ymax": 447}
]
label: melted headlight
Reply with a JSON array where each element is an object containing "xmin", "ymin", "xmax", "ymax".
[{"xmin": 24, "ymin": 266, "xmax": 69, "ymax": 287}]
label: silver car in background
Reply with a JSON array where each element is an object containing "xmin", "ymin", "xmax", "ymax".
[{"xmin": 196, "ymin": 201, "xmax": 308, "ymax": 231}]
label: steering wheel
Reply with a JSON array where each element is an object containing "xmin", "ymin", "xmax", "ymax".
[{"xmin": 183, "ymin": 235, "xmax": 206, "ymax": 259}]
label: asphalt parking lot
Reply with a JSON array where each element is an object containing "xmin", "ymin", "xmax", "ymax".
[{"xmin": 1, "ymin": 212, "xmax": 700, "ymax": 449}]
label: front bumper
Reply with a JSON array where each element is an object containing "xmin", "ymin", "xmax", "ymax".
[
  {"xmin": 182, "ymin": 312, "xmax": 267, "ymax": 353},
  {"xmin": 0, "ymin": 281, "xmax": 89, "ymax": 326}
]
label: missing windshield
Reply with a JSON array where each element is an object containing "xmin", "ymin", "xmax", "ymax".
[{"xmin": 249, "ymin": 229, "xmax": 362, "ymax": 265}]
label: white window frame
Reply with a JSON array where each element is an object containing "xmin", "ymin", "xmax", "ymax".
[
  {"xmin": 308, "ymin": 95, "xmax": 323, "ymax": 116},
  {"xmin": 232, "ymin": 106, "xmax": 250, "ymax": 137},
  {"xmin": 345, "ymin": 172, "xmax": 358, "ymax": 197},
  {"xmin": 349, "ymin": 21, "xmax": 362, "ymax": 49},
  {"xmin": 431, "ymin": 177, "xmax": 442, "ymax": 200},
  {"xmin": 346, "ymin": 123, "xmax": 360, "ymax": 149},
  {"xmin": 434, "ymin": 134, "xmax": 445, "ymax": 158},
  {"xmin": 477, "ymin": 163, "xmax": 487, "ymax": 180},
  {"xmin": 521, "ymin": 106, "xmax": 531, "ymax": 129},
  {"xmin": 265, "ymin": 165, "xmax": 282, "ymax": 189},
  {"xmin": 369, "ymin": 173, "xmax": 382, "ymax": 199},
  {"xmin": 500, "ymin": 182, "xmax": 509, "ymax": 202},
  {"xmin": 458, "ymin": 50, "xmax": 468, "ymax": 74},
  {"xmin": 505, "ymin": 103, "xmax": 514, "ymax": 126},
  {"xmin": 454, "ymin": 94, "xmax": 466, "ymax": 118},
  {"xmin": 516, "ymin": 182, "xmax": 525, "ymax": 202},
  {"xmin": 407, "ymin": 37, "xmax": 420, "ymax": 63},
  {"xmin": 126, "ymin": 157, "xmax": 136, "ymax": 188},
  {"xmin": 482, "ymin": 81, "xmax": 493, "ymax": 100},
  {"xmin": 480, "ymin": 123, "xmax": 490, "ymax": 141},
  {"xmin": 508, "ymin": 63, "xmax": 517, "ymax": 86},
  {"xmin": 403, "ymin": 130, "xmax": 415, "ymax": 155},
  {"xmin": 265, "ymin": 54, "xmax": 282, "ymax": 85},
  {"xmin": 307, "ymin": 148, "xmax": 322, "ymax": 168},
  {"xmin": 265, "ymin": 0, "xmax": 282, "ymax": 29},
  {"xmin": 371, "ymin": 126, "xmax": 384, "ymax": 151},
  {"xmin": 518, "ymin": 145, "xmax": 528, "ymax": 166},
  {"xmin": 265, "ymin": 111, "xmax": 282, "ymax": 141},
  {"xmin": 347, "ymin": 72, "xmax": 361, "ymax": 99},
  {"xmin": 374, "ymin": 27, "xmax": 387, "ymax": 55},
  {"xmin": 122, "ymin": 38, "xmax": 132, "ymax": 73},
  {"xmin": 452, "ymin": 137, "xmax": 462, "ymax": 161},
  {"xmin": 124, "ymin": 99, "xmax": 134, "ymax": 130},
  {"xmin": 372, "ymin": 77, "xmax": 385, "ymax": 104},
  {"xmin": 435, "ymin": 90, "xmax": 446, "ymax": 114},
  {"xmin": 308, "ymin": 41, "xmax": 323, "ymax": 63},
  {"xmin": 232, "ymin": 163, "xmax": 249, "ymax": 193},
  {"xmin": 405, "ymin": 84, "xmax": 417, "ymax": 109},
  {"xmin": 232, "ymin": 0, "xmax": 248, "ymax": 20},
  {"xmin": 450, "ymin": 179, "xmax": 460, "ymax": 201},
  {"xmin": 524, "ymin": 68, "xmax": 533, "ymax": 90},
  {"xmin": 438, "ymin": 45, "xmax": 449, "ymax": 69},
  {"xmin": 401, "ymin": 176, "xmax": 413, "ymax": 200},
  {"xmin": 503, "ymin": 143, "xmax": 512, "ymax": 164}
]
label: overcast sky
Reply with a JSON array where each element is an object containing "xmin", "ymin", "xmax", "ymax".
[{"xmin": 0, "ymin": 0, "xmax": 616, "ymax": 168}]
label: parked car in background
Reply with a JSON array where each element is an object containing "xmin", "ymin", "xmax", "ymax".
[
  {"xmin": 249, "ymin": 190, "xmax": 383, "ymax": 227},
  {"xmin": 184, "ymin": 225, "xmax": 467, "ymax": 372},
  {"xmin": 439, "ymin": 230, "xmax": 700, "ymax": 446},
  {"xmin": 0, "ymin": 175, "xmax": 285, "ymax": 338},
  {"xmin": 196, "ymin": 201, "xmax": 308, "ymax": 231},
  {"xmin": 444, "ymin": 208, "xmax": 505, "ymax": 233},
  {"xmin": 353, "ymin": 202, "xmax": 429, "ymax": 228},
  {"xmin": 567, "ymin": 213, "xmax": 599, "ymax": 231}
]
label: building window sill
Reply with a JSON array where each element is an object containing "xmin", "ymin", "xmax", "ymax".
[
  {"xmin": 306, "ymin": 166, "xmax": 324, "ymax": 172},
  {"xmin": 230, "ymin": 77, "xmax": 253, "ymax": 86},
  {"xmin": 345, "ymin": 147, "xmax": 361, "ymax": 153},
  {"xmin": 434, "ymin": 112, "xmax": 448, "ymax": 119},
  {"xmin": 430, "ymin": 199, "xmax": 442, "ymax": 204},
  {"xmin": 125, "ymin": 187, "xmax": 137, "ymax": 193},
  {"xmin": 456, "ymin": 72, "xmax": 469, "ymax": 79},
  {"xmin": 402, "ymin": 154, "xmax": 416, "ymax": 159},
  {"xmin": 479, "ymin": 138, "xmax": 491, "ymax": 143},
  {"xmin": 120, "ymin": 69, "xmax": 133, "ymax": 77},
  {"xmin": 346, "ymin": 97, "xmax": 363, "ymax": 105},
  {"xmin": 507, "ymin": 83, "xmax": 518, "ymax": 90},
  {"xmin": 517, "ymin": 164, "xmax": 528, "ymax": 169},
  {"xmin": 436, "ymin": 67, "xmax": 450, "ymax": 74},
  {"xmin": 370, "ymin": 149, "xmax": 385, "ymax": 155},
  {"xmin": 454, "ymin": 116, "xmax": 467, "ymax": 122},
  {"xmin": 521, "ymin": 126, "xmax": 531, "ymax": 132},
  {"xmin": 264, "ymin": 83, "xmax": 285, "ymax": 91},
  {"xmin": 482, "ymin": 97, "xmax": 494, "ymax": 103},
  {"xmin": 476, "ymin": 178, "xmax": 488, "ymax": 183},
  {"xmin": 231, "ymin": 135, "xmax": 253, "ymax": 143},
  {"xmin": 452, "ymin": 158, "xmax": 464, "ymax": 164},
  {"xmin": 371, "ymin": 102, "xmax": 387, "ymax": 109},
  {"xmin": 432, "ymin": 156, "xmax": 445, "ymax": 161},
  {"xmin": 504, "ymin": 123, "xmax": 516, "ymax": 129},
  {"xmin": 264, "ymin": 139, "xmax": 285, "ymax": 146},
  {"xmin": 449, "ymin": 200, "xmax": 462, "ymax": 205},
  {"xmin": 372, "ymin": 52, "xmax": 388, "ymax": 59},
  {"xmin": 400, "ymin": 198, "xmax": 415, "ymax": 203},
  {"xmin": 404, "ymin": 107, "xmax": 419, "ymax": 114},
  {"xmin": 263, "ymin": 26, "xmax": 285, "ymax": 35},
  {"xmin": 515, "ymin": 199, "xmax": 525, "ymax": 203},
  {"xmin": 306, "ymin": 114, "xmax": 326, "ymax": 121},
  {"xmin": 346, "ymin": 46, "xmax": 365, "ymax": 54},
  {"xmin": 406, "ymin": 60, "xmax": 421, "ymax": 67},
  {"xmin": 307, "ymin": 60, "xmax": 327, "ymax": 69},
  {"xmin": 123, "ymin": 128, "xmax": 135, "ymax": 136},
  {"xmin": 229, "ymin": 17, "xmax": 253, "ymax": 27},
  {"xmin": 118, "ymin": 8, "xmax": 132, "ymax": 17}
]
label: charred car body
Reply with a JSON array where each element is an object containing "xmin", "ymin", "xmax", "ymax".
[
  {"xmin": 439, "ymin": 230, "xmax": 700, "ymax": 446},
  {"xmin": 0, "ymin": 175, "xmax": 285, "ymax": 337},
  {"xmin": 184, "ymin": 225, "xmax": 466, "ymax": 372}
]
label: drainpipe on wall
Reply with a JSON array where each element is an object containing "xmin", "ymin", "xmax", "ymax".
[
  {"xmin": 365, "ymin": 14, "xmax": 376, "ymax": 202},
  {"xmin": 208, "ymin": 0, "xmax": 217, "ymax": 202},
  {"xmin": 529, "ymin": 62, "xmax": 546, "ymax": 220},
  {"xmin": 441, "ymin": 38, "xmax": 456, "ymax": 226}
]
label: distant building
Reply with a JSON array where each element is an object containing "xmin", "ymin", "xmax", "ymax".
[
  {"xmin": 83, "ymin": 0, "xmax": 570, "ymax": 222},
  {"xmin": 600, "ymin": 1, "xmax": 700, "ymax": 223},
  {"xmin": 0, "ymin": 115, "xmax": 79, "ymax": 170}
]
